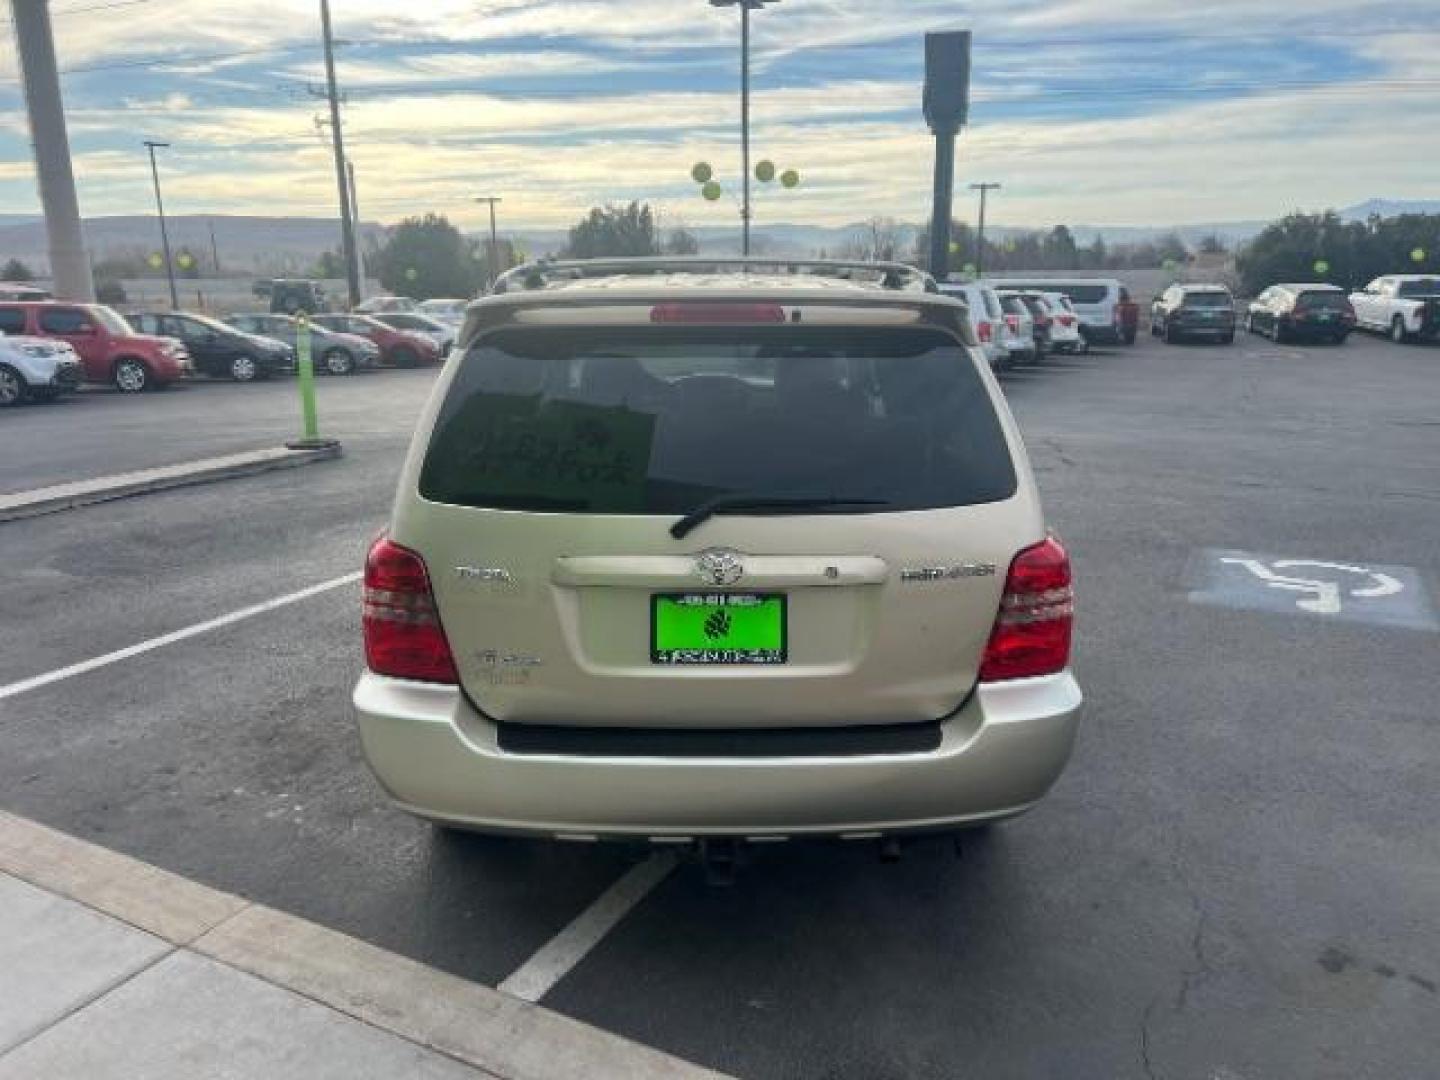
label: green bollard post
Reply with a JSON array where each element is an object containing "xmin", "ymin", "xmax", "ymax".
[{"xmin": 286, "ymin": 312, "xmax": 339, "ymax": 451}]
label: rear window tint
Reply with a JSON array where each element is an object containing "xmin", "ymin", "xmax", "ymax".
[
  {"xmin": 1297, "ymin": 291, "xmax": 1348, "ymax": 310},
  {"xmin": 1397, "ymin": 278, "xmax": 1440, "ymax": 298},
  {"xmin": 1183, "ymin": 291, "xmax": 1231, "ymax": 308},
  {"xmin": 1007, "ymin": 283, "xmax": 1110, "ymax": 304},
  {"xmin": 0, "ymin": 308, "xmax": 25, "ymax": 334},
  {"xmin": 421, "ymin": 326, "xmax": 1016, "ymax": 516}
]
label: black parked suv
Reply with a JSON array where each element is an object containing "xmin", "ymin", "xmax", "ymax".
[
  {"xmin": 1246, "ymin": 284, "xmax": 1355, "ymax": 344},
  {"xmin": 1151, "ymin": 283, "xmax": 1235, "ymax": 344},
  {"xmin": 132, "ymin": 312, "xmax": 294, "ymax": 381}
]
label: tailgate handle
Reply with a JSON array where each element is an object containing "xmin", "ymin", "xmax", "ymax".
[{"xmin": 552, "ymin": 555, "xmax": 889, "ymax": 588}]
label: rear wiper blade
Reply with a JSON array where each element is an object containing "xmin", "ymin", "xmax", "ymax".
[{"xmin": 670, "ymin": 494, "xmax": 890, "ymax": 540}]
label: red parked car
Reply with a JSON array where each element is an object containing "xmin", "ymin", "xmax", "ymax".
[
  {"xmin": 311, "ymin": 313, "xmax": 441, "ymax": 368},
  {"xmin": 0, "ymin": 301, "xmax": 192, "ymax": 392}
]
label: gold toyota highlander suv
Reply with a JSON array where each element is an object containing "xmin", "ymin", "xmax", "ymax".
[{"xmin": 353, "ymin": 258, "xmax": 1081, "ymax": 847}]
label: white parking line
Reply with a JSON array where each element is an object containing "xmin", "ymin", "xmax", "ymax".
[
  {"xmin": 498, "ymin": 852, "xmax": 678, "ymax": 1002},
  {"xmin": 0, "ymin": 572, "xmax": 362, "ymax": 702}
]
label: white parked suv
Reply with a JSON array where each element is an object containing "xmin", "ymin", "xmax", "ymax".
[
  {"xmin": 1349, "ymin": 275, "xmax": 1440, "ymax": 343},
  {"xmin": 936, "ymin": 280, "xmax": 1009, "ymax": 370},
  {"xmin": 1038, "ymin": 292, "xmax": 1085, "ymax": 353},
  {"xmin": 0, "ymin": 332, "xmax": 83, "ymax": 407},
  {"xmin": 353, "ymin": 258, "xmax": 1081, "ymax": 852}
]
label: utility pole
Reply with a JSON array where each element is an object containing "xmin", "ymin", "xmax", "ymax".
[
  {"xmin": 475, "ymin": 196, "xmax": 502, "ymax": 291},
  {"xmin": 319, "ymin": 0, "xmax": 360, "ymax": 307},
  {"xmin": 9, "ymin": 0, "xmax": 93, "ymax": 300},
  {"xmin": 143, "ymin": 141, "xmax": 179, "ymax": 309},
  {"xmin": 347, "ymin": 158, "xmax": 366, "ymax": 291},
  {"xmin": 970, "ymin": 182, "xmax": 1000, "ymax": 277},
  {"xmin": 208, "ymin": 220, "xmax": 221, "ymax": 276}
]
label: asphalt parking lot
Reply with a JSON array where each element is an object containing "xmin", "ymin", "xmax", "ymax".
[{"xmin": 2, "ymin": 331, "xmax": 1437, "ymax": 1079}]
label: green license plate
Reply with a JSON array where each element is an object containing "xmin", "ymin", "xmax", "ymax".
[{"xmin": 651, "ymin": 593, "xmax": 787, "ymax": 665}]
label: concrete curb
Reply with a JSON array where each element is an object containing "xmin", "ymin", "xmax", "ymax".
[
  {"xmin": 0, "ymin": 812, "xmax": 727, "ymax": 1080},
  {"xmin": 0, "ymin": 444, "xmax": 343, "ymax": 524}
]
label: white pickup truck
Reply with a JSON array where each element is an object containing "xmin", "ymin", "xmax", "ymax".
[{"xmin": 1349, "ymin": 275, "xmax": 1440, "ymax": 343}]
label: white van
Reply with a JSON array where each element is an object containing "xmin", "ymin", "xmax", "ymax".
[{"xmin": 990, "ymin": 278, "xmax": 1137, "ymax": 346}]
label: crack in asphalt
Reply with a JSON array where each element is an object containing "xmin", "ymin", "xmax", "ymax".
[{"xmin": 1140, "ymin": 888, "xmax": 1218, "ymax": 1080}]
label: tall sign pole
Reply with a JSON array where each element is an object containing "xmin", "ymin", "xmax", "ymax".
[
  {"xmin": 319, "ymin": 0, "xmax": 360, "ymax": 308},
  {"xmin": 923, "ymin": 31, "xmax": 972, "ymax": 281},
  {"xmin": 9, "ymin": 0, "xmax": 94, "ymax": 300}
]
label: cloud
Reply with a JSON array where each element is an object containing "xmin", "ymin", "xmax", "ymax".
[{"xmin": 0, "ymin": 0, "xmax": 1436, "ymax": 232}]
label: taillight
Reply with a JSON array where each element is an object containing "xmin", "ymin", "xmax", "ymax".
[
  {"xmin": 979, "ymin": 536, "xmax": 1073, "ymax": 682},
  {"xmin": 651, "ymin": 303, "xmax": 786, "ymax": 324},
  {"xmin": 978, "ymin": 320, "xmax": 993, "ymax": 342},
  {"xmin": 363, "ymin": 537, "xmax": 458, "ymax": 683},
  {"xmin": 1005, "ymin": 313, "xmax": 1020, "ymax": 332}
]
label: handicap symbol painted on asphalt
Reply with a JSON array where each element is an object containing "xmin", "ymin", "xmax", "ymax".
[{"xmin": 1189, "ymin": 549, "xmax": 1437, "ymax": 630}]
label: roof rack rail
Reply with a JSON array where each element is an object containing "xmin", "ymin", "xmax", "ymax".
[{"xmin": 491, "ymin": 256, "xmax": 938, "ymax": 295}]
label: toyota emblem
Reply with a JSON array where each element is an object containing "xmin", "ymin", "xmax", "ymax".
[{"xmin": 694, "ymin": 549, "xmax": 745, "ymax": 587}]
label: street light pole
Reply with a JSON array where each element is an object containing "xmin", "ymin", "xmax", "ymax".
[
  {"xmin": 319, "ymin": 0, "xmax": 361, "ymax": 308},
  {"xmin": 711, "ymin": 0, "xmax": 777, "ymax": 256},
  {"xmin": 970, "ymin": 182, "xmax": 1000, "ymax": 277},
  {"xmin": 143, "ymin": 141, "xmax": 179, "ymax": 310},
  {"xmin": 475, "ymin": 197, "xmax": 502, "ymax": 291}
]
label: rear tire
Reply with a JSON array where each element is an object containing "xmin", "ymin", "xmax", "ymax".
[
  {"xmin": 1273, "ymin": 323, "xmax": 1288, "ymax": 344},
  {"xmin": 1164, "ymin": 322, "xmax": 1179, "ymax": 344},
  {"xmin": 0, "ymin": 364, "xmax": 25, "ymax": 407},
  {"xmin": 1220, "ymin": 332, "xmax": 1234, "ymax": 345},
  {"xmin": 114, "ymin": 358, "xmax": 149, "ymax": 393},
  {"xmin": 323, "ymin": 348, "xmax": 355, "ymax": 376},
  {"xmin": 1391, "ymin": 316, "xmax": 1408, "ymax": 344}
]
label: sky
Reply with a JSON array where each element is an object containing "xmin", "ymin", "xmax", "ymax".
[{"xmin": 2, "ymin": 0, "xmax": 1439, "ymax": 233}]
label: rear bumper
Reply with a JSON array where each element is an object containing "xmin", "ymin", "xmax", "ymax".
[
  {"xmin": 1079, "ymin": 324, "xmax": 1123, "ymax": 344},
  {"xmin": 352, "ymin": 670, "xmax": 1082, "ymax": 839}
]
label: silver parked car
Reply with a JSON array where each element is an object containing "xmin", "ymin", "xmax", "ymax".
[
  {"xmin": 353, "ymin": 258, "xmax": 1081, "ymax": 848},
  {"xmin": 0, "ymin": 332, "xmax": 83, "ymax": 406}
]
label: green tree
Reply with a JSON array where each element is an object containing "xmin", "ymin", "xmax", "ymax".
[
  {"xmin": 375, "ymin": 213, "xmax": 476, "ymax": 299},
  {"xmin": 1236, "ymin": 211, "xmax": 1350, "ymax": 294},
  {"xmin": 564, "ymin": 202, "xmax": 659, "ymax": 258},
  {"xmin": 2, "ymin": 258, "xmax": 33, "ymax": 281},
  {"xmin": 1042, "ymin": 225, "xmax": 1079, "ymax": 270},
  {"xmin": 1198, "ymin": 234, "xmax": 1228, "ymax": 256},
  {"xmin": 311, "ymin": 250, "xmax": 345, "ymax": 278},
  {"xmin": 664, "ymin": 227, "xmax": 700, "ymax": 256}
]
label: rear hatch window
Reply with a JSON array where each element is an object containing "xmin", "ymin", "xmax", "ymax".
[
  {"xmin": 421, "ymin": 326, "xmax": 1016, "ymax": 516},
  {"xmin": 1297, "ymin": 291, "xmax": 1348, "ymax": 310},
  {"xmin": 1183, "ymin": 291, "xmax": 1232, "ymax": 308}
]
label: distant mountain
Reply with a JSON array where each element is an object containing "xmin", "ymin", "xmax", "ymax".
[
  {"xmin": 1338, "ymin": 198, "xmax": 1440, "ymax": 220},
  {"xmin": 5, "ymin": 199, "xmax": 1436, "ymax": 273},
  {"xmin": 0, "ymin": 215, "xmax": 387, "ymax": 275}
]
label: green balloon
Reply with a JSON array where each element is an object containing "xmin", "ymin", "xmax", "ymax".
[
  {"xmin": 176, "ymin": 251, "xmax": 194, "ymax": 269},
  {"xmin": 1411, "ymin": 247, "xmax": 1427, "ymax": 263},
  {"xmin": 780, "ymin": 169, "xmax": 799, "ymax": 189},
  {"xmin": 962, "ymin": 263, "xmax": 977, "ymax": 276},
  {"xmin": 1313, "ymin": 259, "xmax": 1330, "ymax": 276},
  {"xmin": 691, "ymin": 162, "xmax": 713, "ymax": 184},
  {"xmin": 947, "ymin": 241, "xmax": 960, "ymax": 255},
  {"xmin": 405, "ymin": 267, "xmax": 418, "ymax": 281},
  {"xmin": 147, "ymin": 252, "xmax": 164, "ymax": 269},
  {"xmin": 1162, "ymin": 258, "xmax": 1177, "ymax": 271},
  {"xmin": 701, "ymin": 180, "xmax": 723, "ymax": 202},
  {"xmin": 755, "ymin": 160, "xmax": 776, "ymax": 183}
]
